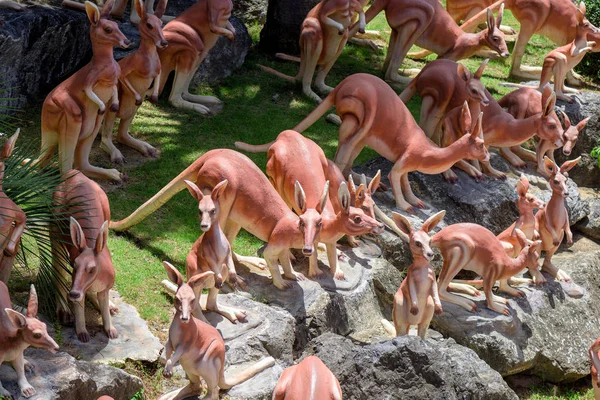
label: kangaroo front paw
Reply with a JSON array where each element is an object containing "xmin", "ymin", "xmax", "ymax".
[
  {"xmin": 77, "ymin": 330, "xmax": 90, "ymax": 343},
  {"xmin": 106, "ymin": 326, "xmax": 119, "ymax": 339},
  {"xmin": 110, "ymin": 103, "xmax": 119, "ymax": 113},
  {"xmin": 20, "ymin": 383, "xmax": 35, "ymax": 398},
  {"xmin": 163, "ymin": 360, "xmax": 173, "ymax": 378}
]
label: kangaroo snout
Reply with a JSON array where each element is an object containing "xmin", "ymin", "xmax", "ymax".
[
  {"xmin": 302, "ymin": 245, "xmax": 314, "ymax": 256},
  {"xmin": 501, "ymin": 52, "xmax": 510, "ymax": 58},
  {"xmin": 68, "ymin": 290, "xmax": 83, "ymax": 302},
  {"xmin": 120, "ymin": 39, "xmax": 131, "ymax": 48}
]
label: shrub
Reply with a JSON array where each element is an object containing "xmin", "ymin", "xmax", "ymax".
[{"xmin": 576, "ymin": 0, "xmax": 600, "ymax": 81}]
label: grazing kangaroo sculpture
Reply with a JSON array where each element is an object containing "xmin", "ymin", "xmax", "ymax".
[
  {"xmin": 99, "ymin": 0, "xmax": 168, "ymax": 164},
  {"xmin": 399, "ymin": 59, "xmax": 490, "ymax": 145},
  {"xmin": 259, "ymin": 0, "xmax": 366, "ymax": 103},
  {"xmin": 39, "ymin": 0, "xmax": 131, "ymax": 182},
  {"xmin": 432, "ymin": 224, "xmax": 541, "ymax": 315},
  {"xmin": 160, "ymin": 261, "xmax": 275, "ymax": 400},
  {"xmin": 110, "ymin": 149, "xmax": 322, "ymax": 290},
  {"xmin": 381, "ymin": 211, "xmax": 445, "ymax": 339},
  {"xmin": 155, "ymin": 0, "xmax": 235, "ymax": 114},
  {"xmin": 52, "ymin": 171, "xmax": 118, "ymax": 342},
  {"xmin": 535, "ymin": 156, "xmax": 580, "ymax": 283},
  {"xmin": 346, "ymin": 0, "xmax": 508, "ymax": 83},
  {"xmin": 0, "ymin": 130, "xmax": 26, "ymax": 284},
  {"xmin": 498, "ymin": 87, "xmax": 589, "ymax": 177},
  {"xmin": 236, "ymin": 74, "xmax": 489, "ymax": 212},
  {"xmin": 445, "ymin": 0, "xmax": 598, "ymax": 81},
  {"xmin": 0, "ymin": 284, "xmax": 59, "ymax": 399},
  {"xmin": 272, "ymin": 356, "xmax": 343, "ymax": 400},
  {"xmin": 264, "ymin": 130, "xmax": 383, "ymax": 280}
]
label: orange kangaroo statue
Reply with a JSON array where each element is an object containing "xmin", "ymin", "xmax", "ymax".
[{"xmin": 272, "ymin": 356, "xmax": 343, "ymax": 400}]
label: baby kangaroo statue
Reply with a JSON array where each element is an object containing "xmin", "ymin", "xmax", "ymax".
[
  {"xmin": 0, "ymin": 284, "xmax": 59, "ymax": 399},
  {"xmin": 272, "ymin": 356, "xmax": 342, "ymax": 400},
  {"xmin": 161, "ymin": 261, "xmax": 275, "ymax": 400},
  {"xmin": 52, "ymin": 171, "xmax": 118, "ymax": 342},
  {"xmin": 183, "ymin": 179, "xmax": 247, "ymax": 323},
  {"xmin": 432, "ymin": 224, "xmax": 541, "ymax": 315},
  {"xmin": 382, "ymin": 211, "xmax": 445, "ymax": 339},
  {"xmin": 0, "ymin": 130, "xmax": 26, "ymax": 284},
  {"xmin": 535, "ymin": 156, "xmax": 581, "ymax": 283}
]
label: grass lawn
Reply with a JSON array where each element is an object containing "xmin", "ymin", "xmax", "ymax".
[{"xmin": 10, "ymin": 6, "xmax": 598, "ymax": 400}]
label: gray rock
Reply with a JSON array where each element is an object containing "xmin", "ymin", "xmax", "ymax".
[
  {"xmin": 50, "ymin": 291, "xmax": 163, "ymax": 364},
  {"xmin": 0, "ymin": 348, "xmax": 142, "ymax": 400},
  {"xmin": 232, "ymin": 0, "xmax": 268, "ymax": 25},
  {"xmin": 160, "ymin": 293, "xmax": 294, "ymax": 400},
  {"xmin": 236, "ymin": 238, "xmax": 401, "ymax": 349},
  {"xmin": 557, "ymin": 91, "xmax": 600, "ymax": 188},
  {"xmin": 575, "ymin": 188, "xmax": 600, "ymax": 239},
  {"xmin": 301, "ymin": 332, "xmax": 518, "ymax": 400},
  {"xmin": 431, "ymin": 236, "xmax": 600, "ymax": 383},
  {"xmin": 259, "ymin": 0, "xmax": 319, "ymax": 54}
]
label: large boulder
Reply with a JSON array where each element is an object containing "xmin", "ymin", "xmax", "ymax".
[
  {"xmin": 301, "ymin": 332, "xmax": 518, "ymax": 400},
  {"xmin": 575, "ymin": 188, "xmax": 600, "ymax": 239},
  {"xmin": 235, "ymin": 239, "xmax": 402, "ymax": 350},
  {"xmin": 557, "ymin": 91, "xmax": 600, "ymax": 188},
  {"xmin": 0, "ymin": 348, "xmax": 142, "ymax": 400},
  {"xmin": 259, "ymin": 0, "xmax": 318, "ymax": 54},
  {"xmin": 430, "ymin": 235, "xmax": 600, "ymax": 383}
]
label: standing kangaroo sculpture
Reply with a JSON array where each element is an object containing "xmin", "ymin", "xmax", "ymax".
[{"xmin": 39, "ymin": 0, "xmax": 131, "ymax": 182}]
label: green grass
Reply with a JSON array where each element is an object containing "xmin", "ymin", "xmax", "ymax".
[{"xmin": 11, "ymin": 8, "xmax": 592, "ymax": 399}]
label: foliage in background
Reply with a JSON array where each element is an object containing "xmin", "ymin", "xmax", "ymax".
[
  {"xmin": 591, "ymin": 139, "xmax": 600, "ymax": 167},
  {"xmin": 576, "ymin": 0, "xmax": 600, "ymax": 81}
]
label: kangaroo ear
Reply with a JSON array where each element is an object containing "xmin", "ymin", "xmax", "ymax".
[
  {"xmin": 163, "ymin": 261, "xmax": 184, "ymax": 288},
  {"xmin": 577, "ymin": 116, "xmax": 591, "ymax": 131},
  {"xmin": 474, "ymin": 59, "xmax": 489, "ymax": 80},
  {"xmin": 457, "ymin": 63, "xmax": 471, "ymax": 82},
  {"xmin": 338, "ymin": 182, "xmax": 351, "ymax": 214},
  {"xmin": 496, "ymin": 3, "xmax": 504, "ymax": 27},
  {"xmin": 211, "ymin": 179, "xmax": 228, "ymax": 201},
  {"xmin": 134, "ymin": 0, "xmax": 145, "ymax": 20},
  {"xmin": 543, "ymin": 156, "xmax": 559, "ymax": 176},
  {"xmin": 316, "ymin": 181, "xmax": 330, "ymax": 214},
  {"xmin": 154, "ymin": 0, "xmax": 167, "ymax": 18},
  {"xmin": 95, "ymin": 221, "xmax": 109, "ymax": 255},
  {"xmin": 516, "ymin": 174, "xmax": 529, "ymax": 197},
  {"xmin": 294, "ymin": 181, "xmax": 307, "ymax": 214},
  {"xmin": 184, "ymin": 180, "xmax": 203, "ymax": 202},
  {"xmin": 560, "ymin": 156, "xmax": 581, "ymax": 174},
  {"xmin": 391, "ymin": 212, "xmax": 412, "ymax": 243},
  {"xmin": 542, "ymin": 85, "xmax": 556, "ymax": 118},
  {"xmin": 558, "ymin": 110, "xmax": 571, "ymax": 129},
  {"xmin": 459, "ymin": 101, "xmax": 472, "ymax": 135},
  {"xmin": 188, "ymin": 271, "xmax": 214, "ymax": 288},
  {"xmin": 368, "ymin": 170, "xmax": 381, "ymax": 194},
  {"xmin": 472, "ymin": 112, "xmax": 484, "ymax": 139},
  {"xmin": 356, "ymin": 184, "xmax": 366, "ymax": 201},
  {"xmin": 487, "ymin": 7, "xmax": 495, "ymax": 30},
  {"xmin": 579, "ymin": 1, "xmax": 586, "ymax": 16},
  {"xmin": 70, "ymin": 217, "xmax": 87, "ymax": 251},
  {"xmin": 27, "ymin": 285, "xmax": 38, "ymax": 318},
  {"xmin": 5, "ymin": 308, "xmax": 26, "ymax": 330},
  {"xmin": 84, "ymin": 1, "xmax": 100, "ymax": 25},
  {"xmin": 347, "ymin": 174, "xmax": 357, "ymax": 196},
  {"xmin": 100, "ymin": 0, "xmax": 114, "ymax": 18},
  {"xmin": 1, "ymin": 128, "xmax": 18, "ymax": 159},
  {"xmin": 421, "ymin": 210, "xmax": 445, "ymax": 233}
]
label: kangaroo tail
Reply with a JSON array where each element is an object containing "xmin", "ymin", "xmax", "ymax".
[
  {"xmin": 162, "ymin": 280, "xmax": 177, "ymax": 294},
  {"xmin": 275, "ymin": 53, "xmax": 301, "ymax": 63},
  {"xmin": 62, "ymin": 0, "xmax": 86, "ymax": 11},
  {"xmin": 234, "ymin": 140, "xmax": 275, "ymax": 153},
  {"xmin": 257, "ymin": 64, "xmax": 297, "ymax": 83},
  {"xmin": 293, "ymin": 91, "xmax": 336, "ymax": 133},
  {"xmin": 381, "ymin": 319, "xmax": 397, "ymax": 337},
  {"xmin": 460, "ymin": 0, "xmax": 505, "ymax": 33},
  {"xmin": 407, "ymin": 49, "xmax": 432, "ymax": 59},
  {"xmin": 109, "ymin": 157, "xmax": 204, "ymax": 231},
  {"xmin": 374, "ymin": 205, "xmax": 410, "ymax": 242},
  {"xmin": 498, "ymin": 82, "xmax": 536, "ymax": 89},
  {"xmin": 219, "ymin": 356, "xmax": 275, "ymax": 389}
]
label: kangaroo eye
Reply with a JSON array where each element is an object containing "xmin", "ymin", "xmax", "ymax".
[
  {"xmin": 33, "ymin": 333, "xmax": 42, "ymax": 339},
  {"xmin": 317, "ymin": 221, "xmax": 322, "ymax": 228},
  {"xmin": 104, "ymin": 27, "xmax": 113, "ymax": 34},
  {"xmin": 354, "ymin": 216, "xmax": 361, "ymax": 224},
  {"xmin": 147, "ymin": 23, "xmax": 153, "ymax": 30},
  {"xmin": 415, "ymin": 242, "xmax": 422, "ymax": 248},
  {"xmin": 479, "ymin": 144, "xmax": 484, "ymax": 149}
]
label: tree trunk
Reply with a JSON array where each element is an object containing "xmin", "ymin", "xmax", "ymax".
[{"xmin": 259, "ymin": 0, "xmax": 319, "ymax": 55}]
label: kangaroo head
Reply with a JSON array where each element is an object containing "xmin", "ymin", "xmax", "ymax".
[
  {"xmin": 456, "ymin": 104, "xmax": 489, "ymax": 162},
  {"xmin": 516, "ymin": 175, "xmax": 544, "ymax": 213},
  {"xmin": 576, "ymin": 2, "xmax": 599, "ymax": 36},
  {"xmin": 348, "ymin": 171, "xmax": 380, "ymax": 220},
  {"xmin": 392, "ymin": 211, "xmax": 445, "ymax": 262},
  {"xmin": 559, "ymin": 110, "xmax": 588, "ymax": 156},
  {"xmin": 484, "ymin": 5, "xmax": 510, "ymax": 58},
  {"xmin": 135, "ymin": 0, "xmax": 168, "ymax": 49},
  {"xmin": 294, "ymin": 181, "xmax": 326, "ymax": 256},
  {"xmin": 543, "ymin": 156, "xmax": 581, "ymax": 198},
  {"xmin": 86, "ymin": 0, "xmax": 130, "ymax": 49},
  {"xmin": 537, "ymin": 85, "xmax": 564, "ymax": 147},
  {"xmin": 68, "ymin": 217, "xmax": 111, "ymax": 303},
  {"xmin": 208, "ymin": 0, "xmax": 233, "ymax": 29},
  {"xmin": 457, "ymin": 61, "xmax": 490, "ymax": 107},
  {"xmin": 514, "ymin": 229, "xmax": 542, "ymax": 269},
  {"xmin": 163, "ymin": 261, "xmax": 213, "ymax": 323},
  {"xmin": 185, "ymin": 179, "xmax": 227, "ymax": 232},
  {"xmin": 339, "ymin": 182, "xmax": 384, "ymax": 236},
  {"xmin": 4, "ymin": 285, "xmax": 59, "ymax": 353}
]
